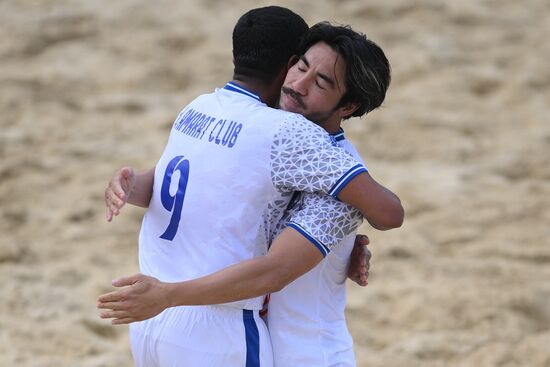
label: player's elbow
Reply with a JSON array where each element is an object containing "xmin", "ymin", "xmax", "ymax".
[
  {"xmin": 266, "ymin": 265, "xmax": 294, "ymax": 293},
  {"xmin": 268, "ymin": 281, "xmax": 286, "ymax": 293},
  {"xmin": 270, "ymin": 272, "xmax": 292, "ymax": 293},
  {"xmin": 388, "ymin": 203, "xmax": 405, "ymax": 228},
  {"xmin": 372, "ymin": 202, "xmax": 405, "ymax": 230}
]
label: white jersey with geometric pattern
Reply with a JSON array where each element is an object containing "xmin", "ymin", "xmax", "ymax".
[
  {"xmin": 268, "ymin": 132, "xmax": 364, "ymax": 367},
  {"xmin": 286, "ymin": 192, "xmax": 362, "ymax": 257},
  {"xmin": 138, "ymin": 82, "xmax": 366, "ymax": 311}
]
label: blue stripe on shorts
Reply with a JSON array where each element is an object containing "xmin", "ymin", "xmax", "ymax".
[{"xmin": 243, "ymin": 310, "xmax": 260, "ymax": 367}]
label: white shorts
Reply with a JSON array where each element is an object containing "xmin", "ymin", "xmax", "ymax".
[{"xmin": 129, "ymin": 305, "xmax": 273, "ymax": 367}]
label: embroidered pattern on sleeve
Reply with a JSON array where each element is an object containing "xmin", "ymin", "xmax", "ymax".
[
  {"xmin": 270, "ymin": 115, "xmax": 366, "ymax": 196},
  {"xmin": 272, "ymin": 192, "xmax": 363, "ymax": 257}
]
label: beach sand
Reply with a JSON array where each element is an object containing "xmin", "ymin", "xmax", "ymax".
[{"xmin": 1, "ymin": 0, "xmax": 549, "ymax": 366}]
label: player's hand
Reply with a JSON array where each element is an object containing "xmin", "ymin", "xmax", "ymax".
[
  {"xmin": 105, "ymin": 167, "xmax": 135, "ymax": 222},
  {"xmin": 347, "ymin": 234, "xmax": 371, "ymax": 286},
  {"xmin": 97, "ymin": 274, "xmax": 171, "ymax": 325}
]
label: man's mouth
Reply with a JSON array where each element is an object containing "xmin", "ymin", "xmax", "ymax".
[{"xmin": 281, "ymin": 86, "xmax": 306, "ymax": 110}]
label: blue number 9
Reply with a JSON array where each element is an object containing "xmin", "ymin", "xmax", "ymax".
[{"xmin": 160, "ymin": 155, "xmax": 190, "ymax": 240}]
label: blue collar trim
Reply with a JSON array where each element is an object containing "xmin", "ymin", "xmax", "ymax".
[
  {"xmin": 223, "ymin": 82, "xmax": 261, "ymax": 102},
  {"xmin": 330, "ymin": 128, "xmax": 345, "ymax": 141}
]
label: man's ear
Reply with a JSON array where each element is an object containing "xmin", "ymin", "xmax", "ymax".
[
  {"xmin": 287, "ymin": 55, "xmax": 299, "ymax": 69},
  {"xmin": 338, "ymin": 102, "xmax": 359, "ymax": 119}
]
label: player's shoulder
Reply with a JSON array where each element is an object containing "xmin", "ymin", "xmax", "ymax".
[
  {"xmin": 181, "ymin": 91, "xmax": 217, "ymax": 109},
  {"xmin": 338, "ymin": 138, "xmax": 363, "ymax": 162},
  {"xmin": 274, "ymin": 112, "xmax": 331, "ymax": 144},
  {"xmin": 281, "ymin": 112, "xmax": 325, "ymax": 132}
]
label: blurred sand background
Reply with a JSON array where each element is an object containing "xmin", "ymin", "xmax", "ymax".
[{"xmin": 1, "ymin": 0, "xmax": 549, "ymax": 366}]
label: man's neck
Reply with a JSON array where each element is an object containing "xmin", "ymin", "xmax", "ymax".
[
  {"xmin": 314, "ymin": 119, "xmax": 343, "ymax": 135},
  {"xmin": 231, "ymin": 76, "xmax": 275, "ymax": 107},
  {"xmin": 324, "ymin": 123, "xmax": 343, "ymax": 135}
]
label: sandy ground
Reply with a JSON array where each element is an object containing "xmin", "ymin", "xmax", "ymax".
[{"xmin": 1, "ymin": 0, "xmax": 549, "ymax": 366}]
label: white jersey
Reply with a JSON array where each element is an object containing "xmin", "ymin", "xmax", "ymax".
[
  {"xmin": 268, "ymin": 132, "xmax": 364, "ymax": 367},
  {"xmin": 138, "ymin": 83, "xmax": 367, "ymax": 311}
]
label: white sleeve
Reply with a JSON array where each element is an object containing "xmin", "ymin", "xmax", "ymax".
[
  {"xmin": 270, "ymin": 115, "xmax": 367, "ymax": 197},
  {"xmin": 286, "ymin": 192, "xmax": 363, "ymax": 257}
]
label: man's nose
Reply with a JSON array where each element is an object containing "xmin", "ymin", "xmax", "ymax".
[{"xmin": 291, "ymin": 74, "xmax": 310, "ymax": 95}]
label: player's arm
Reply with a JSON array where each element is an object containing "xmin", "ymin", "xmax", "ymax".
[
  {"xmin": 105, "ymin": 166, "xmax": 155, "ymax": 221},
  {"xmin": 97, "ymin": 227, "xmax": 323, "ymax": 324},
  {"xmin": 98, "ymin": 193, "xmax": 360, "ymax": 324},
  {"xmin": 337, "ymin": 171, "xmax": 404, "ymax": 231},
  {"xmin": 271, "ymin": 117, "xmax": 403, "ymax": 231}
]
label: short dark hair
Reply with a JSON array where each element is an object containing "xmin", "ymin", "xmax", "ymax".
[
  {"xmin": 233, "ymin": 6, "xmax": 308, "ymax": 82},
  {"xmin": 299, "ymin": 22, "xmax": 391, "ymax": 119}
]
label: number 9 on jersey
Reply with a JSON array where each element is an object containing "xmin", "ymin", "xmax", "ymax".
[{"xmin": 160, "ymin": 156, "xmax": 190, "ymax": 241}]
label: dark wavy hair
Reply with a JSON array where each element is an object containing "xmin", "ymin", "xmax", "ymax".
[
  {"xmin": 232, "ymin": 6, "xmax": 308, "ymax": 82},
  {"xmin": 299, "ymin": 22, "xmax": 391, "ymax": 119}
]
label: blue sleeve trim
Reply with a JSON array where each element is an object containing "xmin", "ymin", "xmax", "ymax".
[
  {"xmin": 328, "ymin": 164, "xmax": 368, "ymax": 198},
  {"xmin": 287, "ymin": 222, "xmax": 329, "ymax": 258}
]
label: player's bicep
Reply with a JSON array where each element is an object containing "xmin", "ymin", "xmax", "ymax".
[{"xmin": 337, "ymin": 171, "xmax": 404, "ymax": 230}]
